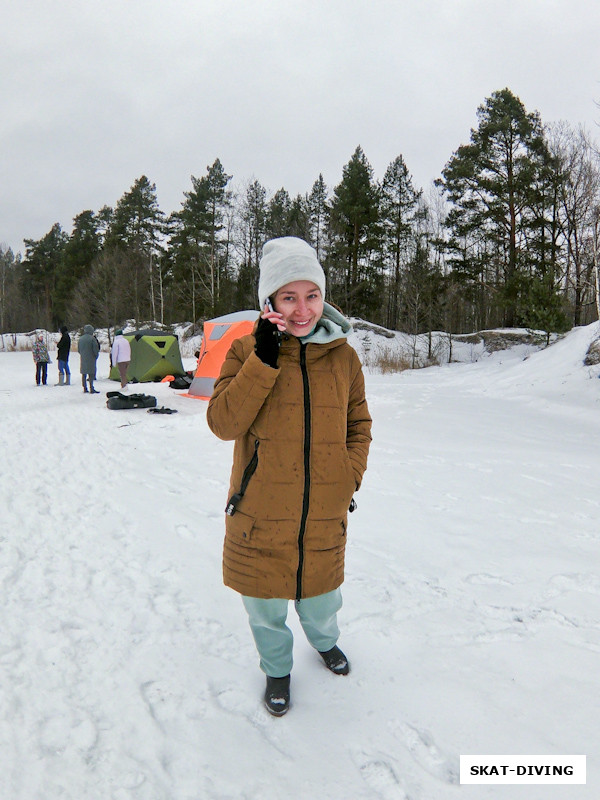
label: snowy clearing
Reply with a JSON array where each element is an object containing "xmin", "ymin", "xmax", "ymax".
[{"xmin": 1, "ymin": 324, "xmax": 599, "ymax": 799}]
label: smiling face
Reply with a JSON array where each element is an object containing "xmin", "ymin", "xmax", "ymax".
[{"xmin": 272, "ymin": 280, "xmax": 324, "ymax": 337}]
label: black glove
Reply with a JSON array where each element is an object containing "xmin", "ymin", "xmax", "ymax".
[{"xmin": 254, "ymin": 316, "xmax": 281, "ymax": 368}]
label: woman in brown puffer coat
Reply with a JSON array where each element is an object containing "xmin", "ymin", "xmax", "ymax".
[{"xmin": 207, "ymin": 236, "xmax": 371, "ymax": 715}]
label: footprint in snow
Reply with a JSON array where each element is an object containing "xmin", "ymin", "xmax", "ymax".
[
  {"xmin": 212, "ymin": 682, "xmax": 292, "ymax": 758},
  {"xmin": 464, "ymin": 573, "xmax": 514, "ymax": 587},
  {"xmin": 474, "ymin": 627, "xmax": 527, "ymax": 643},
  {"xmin": 39, "ymin": 711, "xmax": 98, "ymax": 757},
  {"xmin": 175, "ymin": 524, "xmax": 193, "ymax": 540},
  {"xmin": 550, "ymin": 573, "xmax": 600, "ymax": 595},
  {"xmin": 111, "ymin": 773, "xmax": 147, "ymax": 800},
  {"xmin": 352, "ymin": 749, "xmax": 409, "ymax": 799},
  {"xmin": 141, "ymin": 680, "xmax": 207, "ymax": 729},
  {"xmin": 390, "ymin": 721, "xmax": 459, "ymax": 785}
]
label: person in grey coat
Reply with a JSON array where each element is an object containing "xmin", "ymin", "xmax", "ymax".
[{"xmin": 78, "ymin": 324, "xmax": 100, "ymax": 394}]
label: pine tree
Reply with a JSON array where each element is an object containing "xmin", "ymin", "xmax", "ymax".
[
  {"xmin": 329, "ymin": 146, "xmax": 379, "ymax": 316},
  {"xmin": 0, "ymin": 246, "xmax": 20, "ymax": 332},
  {"xmin": 107, "ymin": 176, "xmax": 166, "ymax": 323},
  {"xmin": 307, "ymin": 174, "xmax": 329, "ymax": 261},
  {"xmin": 169, "ymin": 159, "xmax": 233, "ymax": 321},
  {"xmin": 205, "ymin": 159, "xmax": 233, "ymax": 314},
  {"xmin": 379, "ymin": 155, "xmax": 422, "ymax": 329},
  {"xmin": 23, "ymin": 223, "xmax": 69, "ymax": 328},
  {"xmin": 266, "ymin": 189, "xmax": 293, "ymax": 238},
  {"xmin": 524, "ymin": 274, "xmax": 570, "ymax": 342},
  {"xmin": 287, "ymin": 194, "xmax": 310, "ymax": 240},
  {"xmin": 439, "ymin": 88, "xmax": 551, "ymax": 327},
  {"xmin": 53, "ymin": 211, "xmax": 103, "ymax": 327},
  {"xmin": 68, "ymin": 248, "xmax": 132, "ymax": 331},
  {"xmin": 169, "ymin": 174, "xmax": 209, "ymax": 325},
  {"xmin": 264, "ymin": 189, "xmax": 311, "ymax": 241},
  {"xmin": 235, "ymin": 180, "xmax": 268, "ymax": 308}
]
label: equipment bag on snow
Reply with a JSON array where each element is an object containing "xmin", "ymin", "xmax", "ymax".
[
  {"xmin": 169, "ymin": 375, "xmax": 192, "ymax": 389},
  {"xmin": 106, "ymin": 391, "xmax": 158, "ymax": 410}
]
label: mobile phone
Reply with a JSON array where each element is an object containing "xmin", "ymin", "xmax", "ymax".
[{"xmin": 265, "ymin": 298, "xmax": 283, "ymax": 338}]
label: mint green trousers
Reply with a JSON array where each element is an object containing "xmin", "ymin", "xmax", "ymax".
[{"xmin": 242, "ymin": 588, "xmax": 342, "ymax": 678}]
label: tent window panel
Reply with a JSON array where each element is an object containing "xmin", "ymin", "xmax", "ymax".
[
  {"xmin": 189, "ymin": 376, "xmax": 216, "ymax": 398},
  {"xmin": 209, "ymin": 324, "xmax": 230, "ymax": 341},
  {"xmin": 155, "ymin": 341, "xmax": 166, "ymax": 349}
]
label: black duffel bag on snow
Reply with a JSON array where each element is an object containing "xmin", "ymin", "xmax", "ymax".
[{"xmin": 106, "ymin": 391, "xmax": 158, "ymax": 410}]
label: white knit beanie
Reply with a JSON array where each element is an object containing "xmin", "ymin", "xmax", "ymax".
[{"xmin": 258, "ymin": 237, "xmax": 326, "ymax": 309}]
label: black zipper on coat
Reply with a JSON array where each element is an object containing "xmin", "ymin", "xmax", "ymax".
[
  {"xmin": 295, "ymin": 343, "xmax": 311, "ymax": 601},
  {"xmin": 225, "ymin": 439, "xmax": 259, "ymax": 516}
]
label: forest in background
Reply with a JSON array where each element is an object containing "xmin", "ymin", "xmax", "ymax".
[{"xmin": 2, "ymin": 88, "xmax": 600, "ymax": 339}]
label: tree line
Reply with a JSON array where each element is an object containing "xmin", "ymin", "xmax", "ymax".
[{"xmin": 2, "ymin": 88, "xmax": 600, "ymax": 338}]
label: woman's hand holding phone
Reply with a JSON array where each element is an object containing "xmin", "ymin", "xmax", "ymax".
[
  {"xmin": 262, "ymin": 300, "xmax": 286, "ymax": 332},
  {"xmin": 255, "ymin": 300, "xmax": 284, "ymax": 367}
]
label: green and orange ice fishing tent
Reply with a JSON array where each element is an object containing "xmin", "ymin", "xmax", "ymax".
[{"xmin": 109, "ymin": 329, "xmax": 186, "ymax": 383}]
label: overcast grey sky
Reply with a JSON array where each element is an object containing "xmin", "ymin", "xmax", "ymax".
[{"xmin": 1, "ymin": 0, "xmax": 599, "ymax": 255}]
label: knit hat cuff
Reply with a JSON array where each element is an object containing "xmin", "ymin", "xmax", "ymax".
[{"xmin": 258, "ymin": 237, "xmax": 326, "ymax": 309}]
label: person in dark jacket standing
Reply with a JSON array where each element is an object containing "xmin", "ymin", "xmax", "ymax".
[
  {"xmin": 207, "ymin": 237, "xmax": 372, "ymax": 716},
  {"xmin": 78, "ymin": 324, "xmax": 100, "ymax": 394},
  {"xmin": 56, "ymin": 326, "xmax": 71, "ymax": 385}
]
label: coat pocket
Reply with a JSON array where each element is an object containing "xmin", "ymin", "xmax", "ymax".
[
  {"xmin": 225, "ymin": 510, "xmax": 256, "ymax": 543},
  {"xmin": 303, "ymin": 518, "xmax": 347, "ymax": 552},
  {"xmin": 341, "ymin": 449, "xmax": 358, "ymax": 504},
  {"xmin": 225, "ymin": 439, "xmax": 260, "ymax": 516}
]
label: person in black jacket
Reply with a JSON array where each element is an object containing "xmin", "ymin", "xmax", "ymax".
[{"xmin": 56, "ymin": 326, "xmax": 71, "ymax": 386}]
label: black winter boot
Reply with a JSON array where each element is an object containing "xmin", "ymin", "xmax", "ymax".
[
  {"xmin": 318, "ymin": 645, "xmax": 350, "ymax": 675},
  {"xmin": 264, "ymin": 675, "xmax": 290, "ymax": 716},
  {"xmin": 82, "ymin": 376, "xmax": 88, "ymax": 393}
]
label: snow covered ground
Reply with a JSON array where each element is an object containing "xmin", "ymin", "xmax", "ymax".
[{"xmin": 1, "ymin": 324, "xmax": 599, "ymax": 800}]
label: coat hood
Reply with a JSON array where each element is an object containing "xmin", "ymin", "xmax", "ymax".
[{"xmin": 299, "ymin": 302, "xmax": 352, "ymax": 345}]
